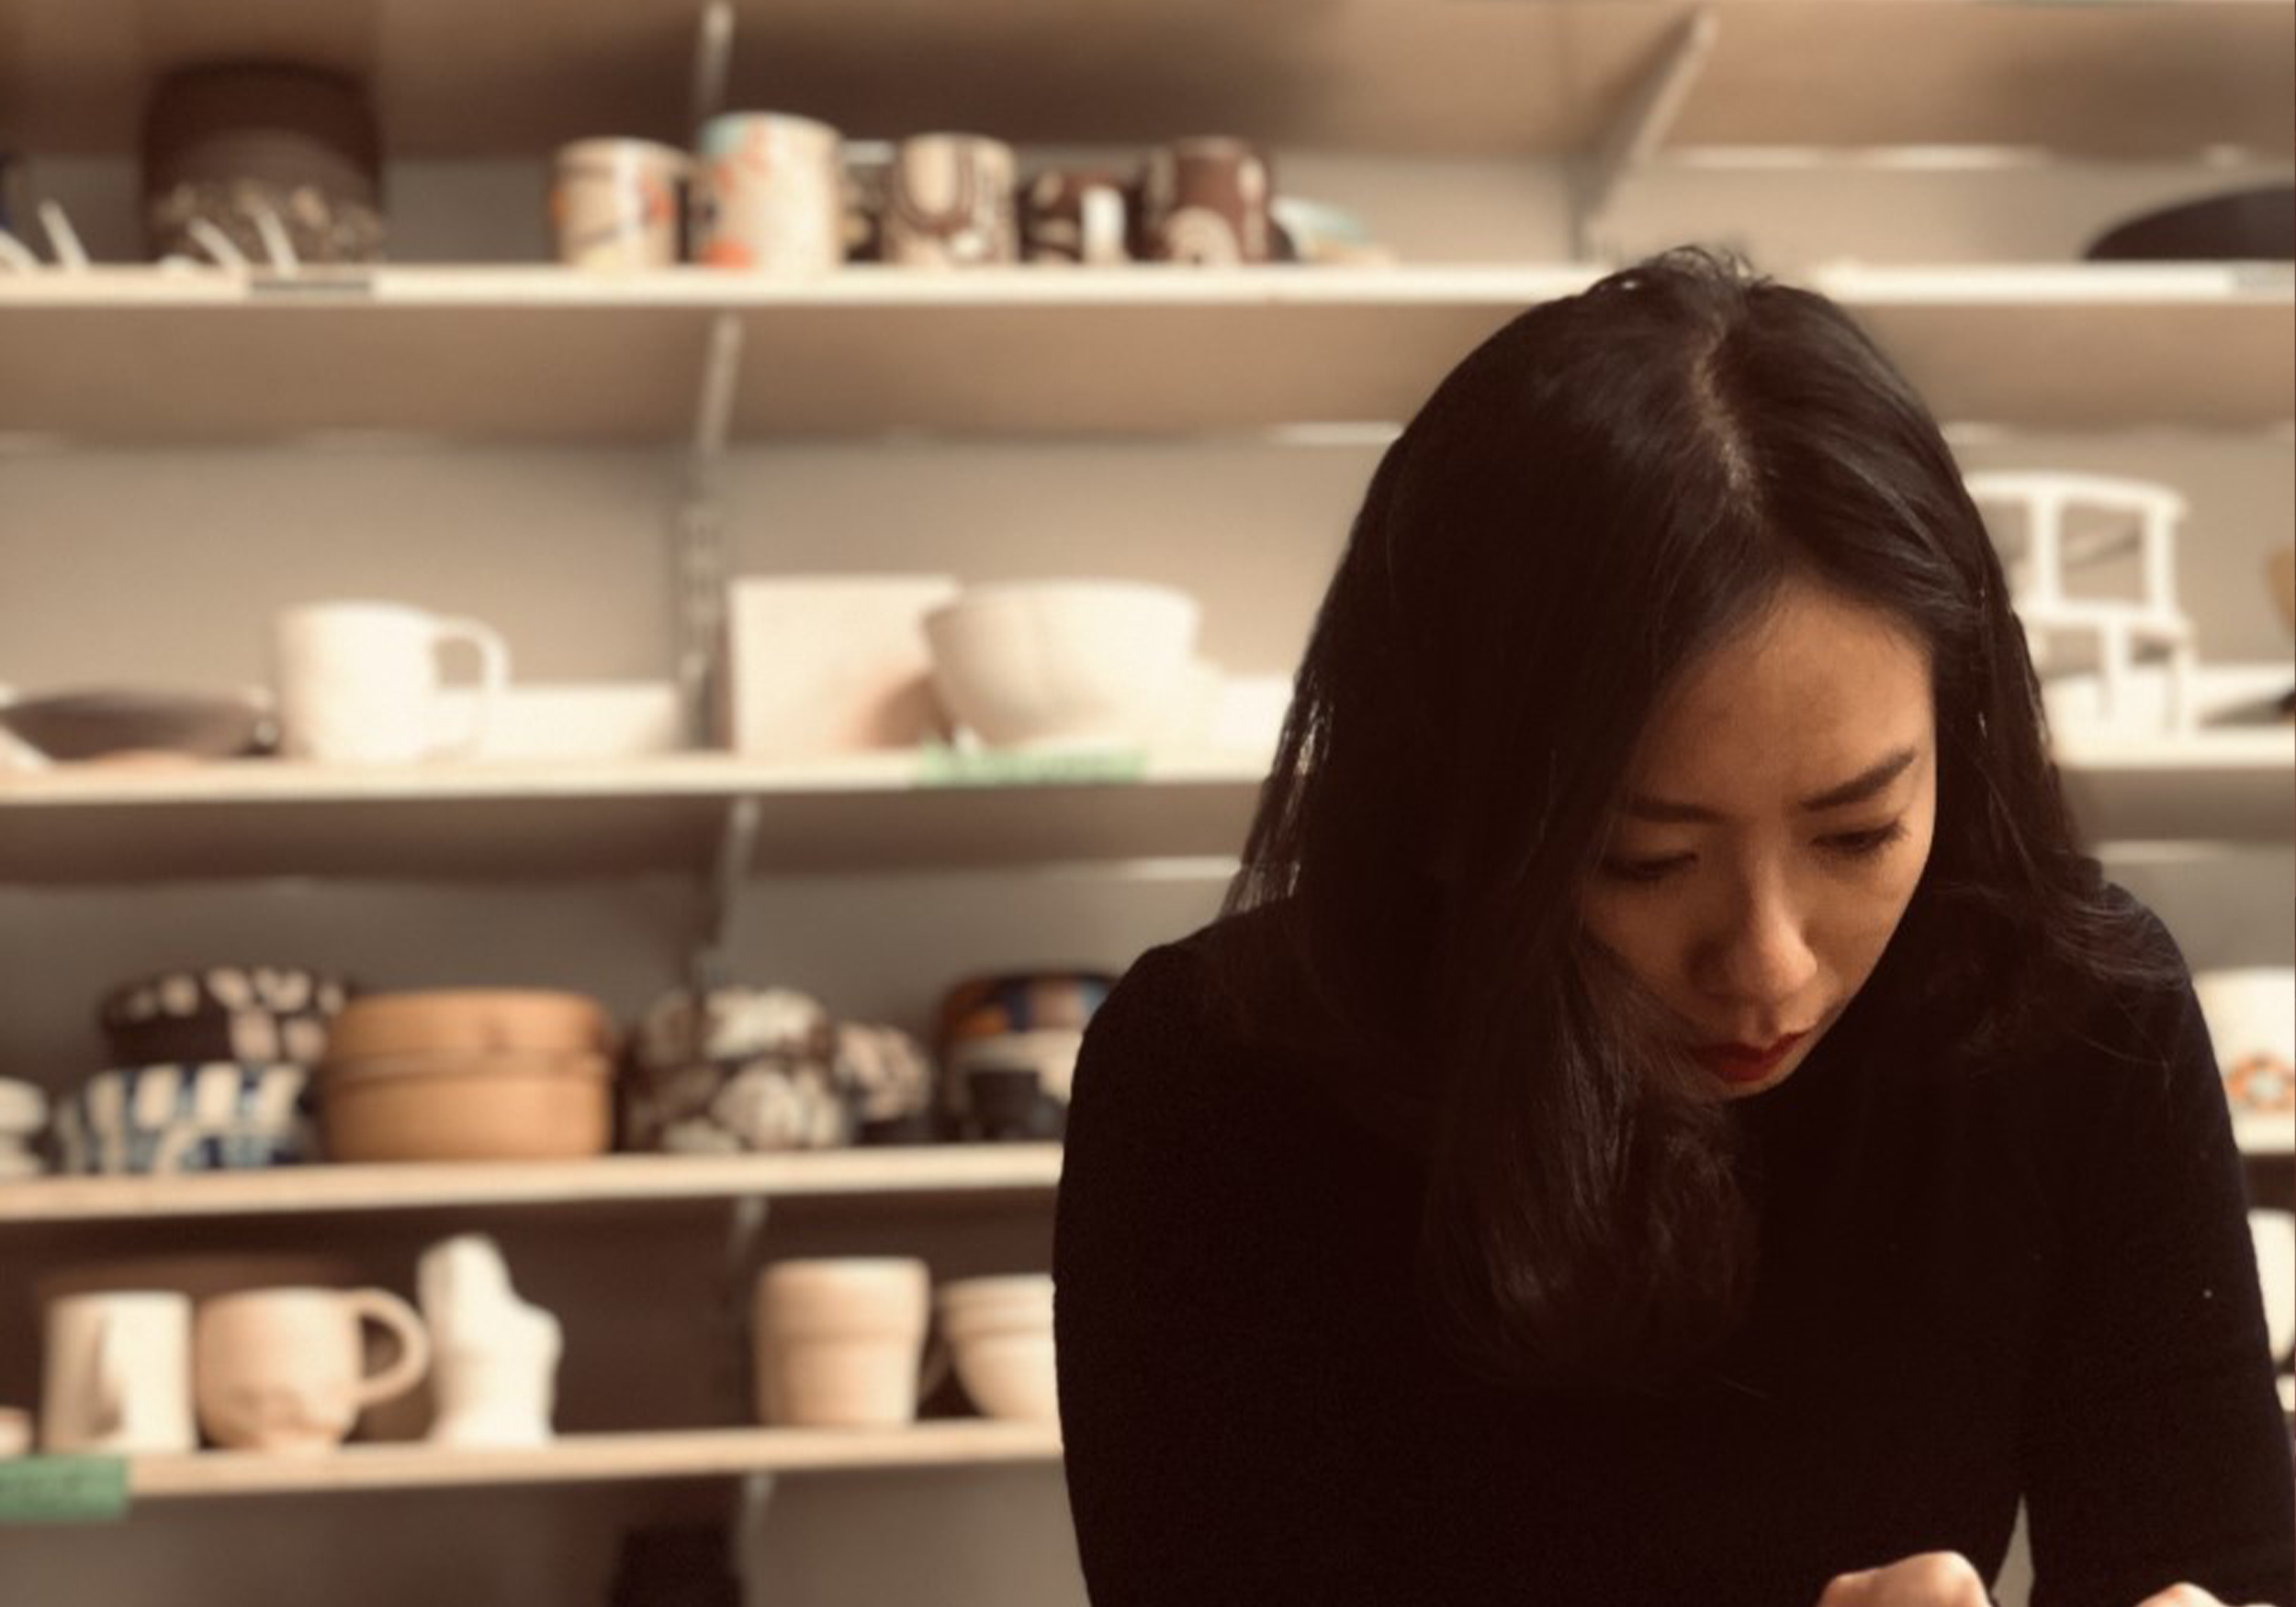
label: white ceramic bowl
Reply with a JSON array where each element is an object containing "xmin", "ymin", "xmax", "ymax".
[
  {"xmin": 922, "ymin": 581, "xmax": 1199, "ymax": 750},
  {"xmin": 949, "ymin": 1329, "xmax": 1059, "ymax": 1422}
]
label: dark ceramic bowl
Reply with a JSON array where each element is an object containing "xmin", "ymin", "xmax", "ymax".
[
  {"xmin": 0, "ymin": 689, "xmax": 270, "ymax": 761},
  {"xmin": 2084, "ymin": 184, "xmax": 2293, "ymax": 262}
]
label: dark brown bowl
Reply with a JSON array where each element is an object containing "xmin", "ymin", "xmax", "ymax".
[{"xmin": 0, "ymin": 689, "xmax": 271, "ymax": 761}]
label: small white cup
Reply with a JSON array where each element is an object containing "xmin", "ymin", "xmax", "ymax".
[
  {"xmin": 753, "ymin": 1258, "xmax": 946, "ymax": 1427},
  {"xmin": 40, "ymin": 1291, "xmax": 197, "ymax": 1454},
  {"xmin": 552, "ymin": 139, "xmax": 689, "ymax": 271},
  {"xmin": 694, "ymin": 113, "xmax": 846, "ymax": 275},
  {"xmin": 274, "ymin": 601, "xmax": 511, "ymax": 765}
]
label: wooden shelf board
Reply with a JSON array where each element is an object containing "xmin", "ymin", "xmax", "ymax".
[
  {"xmin": 0, "ymin": 751, "xmax": 1272, "ymax": 882},
  {"xmin": 0, "ymin": 1146, "xmax": 1064, "ymax": 1225},
  {"xmin": 121, "ymin": 1422, "xmax": 1063, "ymax": 1499},
  {"xmin": 0, "ymin": 264, "xmax": 2286, "ymax": 444}
]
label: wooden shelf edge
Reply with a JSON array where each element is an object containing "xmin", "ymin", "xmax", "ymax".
[
  {"xmin": 0, "ymin": 1147, "xmax": 1065, "ymax": 1225},
  {"xmin": 122, "ymin": 1422, "xmax": 1064, "ymax": 1500}
]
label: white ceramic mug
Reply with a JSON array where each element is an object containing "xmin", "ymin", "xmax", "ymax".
[
  {"xmin": 195, "ymin": 1286, "xmax": 431, "ymax": 1453},
  {"xmin": 753, "ymin": 1258, "xmax": 948, "ymax": 1428},
  {"xmin": 552, "ymin": 139, "xmax": 688, "ymax": 271},
  {"xmin": 40, "ymin": 1290, "xmax": 197, "ymax": 1454},
  {"xmin": 274, "ymin": 601, "xmax": 510, "ymax": 764},
  {"xmin": 693, "ymin": 113, "xmax": 845, "ymax": 275}
]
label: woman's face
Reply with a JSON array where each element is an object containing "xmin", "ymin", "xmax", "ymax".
[{"xmin": 1578, "ymin": 579, "xmax": 1938, "ymax": 1099}]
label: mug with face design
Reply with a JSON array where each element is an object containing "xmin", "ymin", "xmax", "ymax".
[
  {"xmin": 195, "ymin": 1286, "xmax": 430, "ymax": 1453},
  {"xmin": 879, "ymin": 135, "xmax": 1019, "ymax": 268}
]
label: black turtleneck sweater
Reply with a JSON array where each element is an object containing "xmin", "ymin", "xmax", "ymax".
[{"xmin": 1052, "ymin": 893, "xmax": 2293, "ymax": 1606}]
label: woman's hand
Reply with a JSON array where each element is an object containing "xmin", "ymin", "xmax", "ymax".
[
  {"xmin": 2133, "ymin": 1588, "xmax": 2271, "ymax": 1607},
  {"xmin": 1814, "ymin": 1551, "xmax": 1992, "ymax": 1606}
]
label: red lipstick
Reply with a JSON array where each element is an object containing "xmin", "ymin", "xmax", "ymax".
[{"xmin": 1693, "ymin": 1032, "xmax": 1806, "ymax": 1084}]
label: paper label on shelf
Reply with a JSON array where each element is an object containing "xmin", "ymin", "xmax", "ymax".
[
  {"xmin": 0, "ymin": 1455, "xmax": 131, "ymax": 1523},
  {"xmin": 915, "ymin": 742, "xmax": 1149, "ymax": 788}
]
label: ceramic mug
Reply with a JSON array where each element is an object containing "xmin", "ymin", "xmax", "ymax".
[
  {"xmin": 879, "ymin": 135, "xmax": 1019, "ymax": 268},
  {"xmin": 274, "ymin": 601, "xmax": 510, "ymax": 764},
  {"xmin": 552, "ymin": 139, "xmax": 688, "ymax": 270},
  {"xmin": 1021, "ymin": 168, "xmax": 1129, "ymax": 266},
  {"xmin": 693, "ymin": 113, "xmax": 845, "ymax": 275},
  {"xmin": 753, "ymin": 1258, "xmax": 949, "ymax": 1427},
  {"xmin": 195, "ymin": 1286, "xmax": 430, "ymax": 1452},
  {"xmin": 40, "ymin": 1291, "xmax": 197, "ymax": 1453},
  {"xmin": 1135, "ymin": 137, "xmax": 1276, "ymax": 264}
]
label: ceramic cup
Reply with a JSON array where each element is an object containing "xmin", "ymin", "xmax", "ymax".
[
  {"xmin": 879, "ymin": 135, "xmax": 1019, "ymax": 268},
  {"xmin": 275, "ymin": 601, "xmax": 510, "ymax": 765},
  {"xmin": 40, "ymin": 1290, "xmax": 197, "ymax": 1454},
  {"xmin": 552, "ymin": 139, "xmax": 689, "ymax": 270},
  {"xmin": 1135, "ymin": 137, "xmax": 1276, "ymax": 264},
  {"xmin": 1021, "ymin": 167, "xmax": 1129, "ymax": 266},
  {"xmin": 195, "ymin": 1286, "xmax": 430, "ymax": 1453},
  {"xmin": 2249, "ymin": 1210, "xmax": 2295, "ymax": 1365},
  {"xmin": 752, "ymin": 1258, "xmax": 947, "ymax": 1428},
  {"xmin": 693, "ymin": 113, "xmax": 845, "ymax": 275}
]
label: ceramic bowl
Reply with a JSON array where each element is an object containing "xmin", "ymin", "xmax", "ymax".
[
  {"xmin": 948, "ymin": 1329, "xmax": 1058, "ymax": 1422},
  {"xmin": 55, "ymin": 1062, "xmax": 310, "ymax": 1174},
  {"xmin": 0, "ymin": 688, "xmax": 270, "ymax": 762},
  {"xmin": 921, "ymin": 580, "xmax": 1199, "ymax": 749},
  {"xmin": 321, "ymin": 1051, "xmax": 612, "ymax": 1163},
  {"xmin": 326, "ymin": 991, "xmax": 616, "ymax": 1064}
]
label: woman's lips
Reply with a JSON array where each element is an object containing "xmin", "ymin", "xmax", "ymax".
[{"xmin": 1694, "ymin": 1032, "xmax": 1806, "ymax": 1084}]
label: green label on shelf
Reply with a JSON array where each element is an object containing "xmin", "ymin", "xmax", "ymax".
[
  {"xmin": 0, "ymin": 1455, "xmax": 131, "ymax": 1523},
  {"xmin": 916, "ymin": 742, "xmax": 1150, "ymax": 788}
]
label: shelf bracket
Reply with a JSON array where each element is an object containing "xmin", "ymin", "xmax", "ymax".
[
  {"xmin": 672, "ymin": 311, "xmax": 745, "ymax": 750},
  {"xmin": 691, "ymin": 792, "xmax": 763, "ymax": 996},
  {"xmin": 1567, "ymin": 5, "xmax": 1718, "ymax": 264},
  {"xmin": 692, "ymin": 1, "xmax": 736, "ymax": 137}
]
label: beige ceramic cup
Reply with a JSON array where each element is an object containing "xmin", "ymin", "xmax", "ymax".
[
  {"xmin": 40, "ymin": 1290, "xmax": 197, "ymax": 1454},
  {"xmin": 552, "ymin": 138, "xmax": 688, "ymax": 270},
  {"xmin": 195, "ymin": 1286, "xmax": 430, "ymax": 1453},
  {"xmin": 753, "ymin": 1258, "xmax": 948, "ymax": 1428}
]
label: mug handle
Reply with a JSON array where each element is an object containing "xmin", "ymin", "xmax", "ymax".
[
  {"xmin": 345, "ymin": 1288, "xmax": 433, "ymax": 1410},
  {"xmin": 424, "ymin": 617, "xmax": 512, "ymax": 760}
]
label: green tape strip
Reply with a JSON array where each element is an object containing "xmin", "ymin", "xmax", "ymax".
[
  {"xmin": 0, "ymin": 1455, "xmax": 132, "ymax": 1523},
  {"xmin": 915, "ymin": 742, "xmax": 1150, "ymax": 788}
]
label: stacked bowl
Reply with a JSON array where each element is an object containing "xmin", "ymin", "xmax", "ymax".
[
  {"xmin": 935, "ymin": 971, "xmax": 1114, "ymax": 1141},
  {"xmin": 53, "ymin": 966, "xmax": 351, "ymax": 1175},
  {"xmin": 0, "ymin": 1080, "xmax": 49, "ymax": 1179},
  {"xmin": 320, "ymin": 991, "xmax": 614, "ymax": 1163},
  {"xmin": 935, "ymin": 1274, "xmax": 1056, "ymax": 1422}
]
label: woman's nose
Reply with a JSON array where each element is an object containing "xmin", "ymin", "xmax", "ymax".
[{"xmin": 1696, "ymin": 874, "xmax": 1818, "ymax": 1013}]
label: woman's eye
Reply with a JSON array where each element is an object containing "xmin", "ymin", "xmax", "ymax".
[{"xmin": 1598, "ymin": 821, "xmax": 1908, "ymax": 885}]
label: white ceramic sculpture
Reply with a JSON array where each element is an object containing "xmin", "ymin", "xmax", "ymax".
[
  {"xmin": 1963, "ymin": 471, "xmax": 2199, "ymax": 735},
  {"xmin": 417, "ymin": 1234, "xmax": 561, "ymax": 1447}
]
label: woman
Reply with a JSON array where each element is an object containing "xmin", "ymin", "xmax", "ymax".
[{"xmin": 1052, "ymin": 246, "xmax": 2293, "ymax": 1606}]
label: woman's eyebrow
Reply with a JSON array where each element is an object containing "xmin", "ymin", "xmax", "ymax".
[{"xmin": 1626, "ymin": 746, "xmax": 1921, "ymax": 825}]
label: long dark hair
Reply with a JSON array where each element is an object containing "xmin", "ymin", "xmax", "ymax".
[{"xmin": 1209, "ymin": 244, "xmax": 2188, "ymax": 1399}]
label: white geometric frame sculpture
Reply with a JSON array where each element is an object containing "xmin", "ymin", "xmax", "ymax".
[{"xmin": 1963, "ymin": 471, "xmax": 2199, "ymax": 736}]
